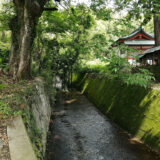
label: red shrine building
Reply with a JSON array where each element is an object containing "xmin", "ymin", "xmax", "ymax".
[{"xmin": 117, "ymin": 27, "xmax": 155, "ymax": 65}]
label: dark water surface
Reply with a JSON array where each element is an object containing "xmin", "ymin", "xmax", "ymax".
[{"xmin": 45, "ymin": 91, "xmax": 159, "ymax": 160}]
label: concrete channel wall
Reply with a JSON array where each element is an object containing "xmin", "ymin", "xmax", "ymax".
[
  {"xmin": 73, "ymin": 73, "xmax": 160, "ymax": 151},
  {"xmin": 23, "ymin": 78, "xmax": 55, "ymax": 159}
]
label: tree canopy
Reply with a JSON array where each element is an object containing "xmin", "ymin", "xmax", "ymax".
[
  {"xmin": 114, "ymin": 0, "xmax": 160, "ymax": 45},
  {"xmin": 0, "ymin": 0, "xmax": 158, "ymax": 87}
]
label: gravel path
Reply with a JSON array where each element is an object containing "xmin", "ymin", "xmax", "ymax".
[{"xmin": 46, "ymin": 91, "xmax": 159, "ymax": 160}]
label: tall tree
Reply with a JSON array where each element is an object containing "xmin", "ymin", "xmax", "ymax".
[
  {"xmin": 34, "ymin": 4, "xmax": 95, "ymax": 86},
  {"xmin": 1, "ymin": 0, "xmax": 109, "ymax": 79},
  {"xmin": 8, "ymin": 0, "xmax": 58, "ymax": 79},
  {"xmin": 154, "ymin": 15, "xmax": 160, "ymax": 46}
]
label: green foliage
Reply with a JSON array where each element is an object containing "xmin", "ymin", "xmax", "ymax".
[
  {"xmin": 107, "ymin": 53, "xmax": 130, "ymax": 74},
  {"xmin": 105, "ymin": 53, "xmax": 155, "ymax": 87},
  {"xmin": 22, "ymin": 109, "xmax": 42, "ymax": 160},
  {"xmin": 0, "ymin": 75, "xmax": 35, "ymax": 119},
  {"xmin": 141, "ymin": 65, "xmax": 160, "ymax": 82},
  {"xmin": 0, "ymin": 41, "xmax": 10, "ymax": 69},
  {"xmin": 123, "ymin": 68, "xmax": 155, "ymax": 87},
  {"xmin": 40, "ymin": 70, "xmax": 56, "ymax": 106},
  {"xmin": 76, "ymin": 52, "xmax": 155, "ymax": 88},
  {"xmin": 0, "ymin": 1, "xmax": 15, "ymax": 31},
  {"xmin": 0, "ymin": 83, "xmax": 5, "ymax": 90},
  {"xmin": 0, "ymin": 79, "xmax": 28, "ymax": 120},
  {"xmin": 114, "ymin": 0, "xmax": 160, "ymax": 25},
  {"xmin": 0, "ymin": 0, "xmax": 155, "ymax": 89},
  {"xmin": 0, "ymin": 2, "xmax": 12, "ymax": 70},
  {"xmin": 85, "ymin": 15, "xmax": 150, "ymax": 62},
  {"xmin": 0, "ymin": 101, "xmax": 12, "ymax": 119},
  {"xmin": 32, "ymin": 4, "xmax": 96, "ymax": 87},
  {"xmin": 0, "ymin": 100, "xmax": 22, "ymax": 119},
  {"xmin": 76, "ymin": 64, "xmax": 107, "ymax": 74}
]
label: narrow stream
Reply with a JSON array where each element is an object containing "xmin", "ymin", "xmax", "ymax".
[{"xmin": 45, "ymin": 91, "xmax": 159, "ymax": 160}]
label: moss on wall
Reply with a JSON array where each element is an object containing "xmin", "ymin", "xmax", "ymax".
[
  {"xmin": 22, "ymin": 78, "xmax": 55, "ymax": 160},
  {"xmin": 73, "ymin": 73, "xmax": 160, "ymax": 150}
]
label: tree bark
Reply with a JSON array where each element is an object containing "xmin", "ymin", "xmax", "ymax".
[
  {"xmin": 9, "ymin": 0, "xmax": 47, "ymax": 79},
  {"xmin": 9, "ymin": 16, "xmax": 20, "ymax": 77},
  {"xmin": 154, "ymin": 14, "xmax": 160, "ymax": 46},
  {"xmin": 16, "ymin": 6, "xmax": 35, "ymax": 79}
]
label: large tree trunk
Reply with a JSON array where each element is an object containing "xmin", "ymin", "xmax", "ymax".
[
  {"xmin": 16, "ymin": 7, "xmax": 36, "ymax": 79},
  {"xmin": 9, "ymin": 16, "xmax": 20, "ymax": 77},
  {"xmin": 154, "ymin": 15, "xmax": 160, "ymax": 46},
  {"xmin": 9, "ymin": 0, "xmax": 47, "ymax": 80}
]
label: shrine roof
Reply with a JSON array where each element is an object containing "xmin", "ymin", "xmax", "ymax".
[
  {"xmin": 118, "ymin": 27, "xmax": 154, "ymax": 41},
  {"xmin": 139, "ymin": 46, "xmax": 160, "ymax": 59}
]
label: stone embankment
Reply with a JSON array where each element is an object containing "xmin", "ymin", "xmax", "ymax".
[
  {"xmin": 7, "ymin": 78, "xmax": 55, "ymax": 160},
  {"xmin": 23, "ymin": 78, "xmax": 54, "ymax": 159}
]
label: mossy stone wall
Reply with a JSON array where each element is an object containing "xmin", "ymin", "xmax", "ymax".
[
  {"xmin": 73, "ymin": 73, "xmax": 160, "ymax": 150},
  {"xmin": 23, "ymin": 78, "xmax": 55, "ymax": 159}
]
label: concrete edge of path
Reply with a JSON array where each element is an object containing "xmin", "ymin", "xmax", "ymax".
[{"xmin": 7, "ymin": 116, "xmax": 37, "ymax": 160}]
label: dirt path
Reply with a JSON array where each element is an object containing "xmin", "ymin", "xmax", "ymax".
[
  {"xmin": 45, "ymin": 91, "xmax": 159, "ymax": 160},
  {"xmin": 0, "ymin": 122, "xmax": 11, "ymax": 160}
]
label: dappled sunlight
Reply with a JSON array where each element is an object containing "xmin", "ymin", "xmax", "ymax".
[
  {"xmin": 134, "ymin": 89, "xmax": 160, "ymax": 142},
  {"xmin": 65, "ymin": 98, "xmax": 77, "ymax": 104},
  {"xmin": 84, "ymin": 59, "xmax": 107, "ymax": 66},
  {"xmin": 130, "ymin": 137, "xmax": 143, "ymax": 145},
  {"xmin": 82, "ymin": 81, "xmax": 89, "ymax": 93}
]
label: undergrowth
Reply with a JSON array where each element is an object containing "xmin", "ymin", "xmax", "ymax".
[
  {"xmin": 75, "ymin": 62, "xmax": 155, "ymax": 88},
  {"xmin": 0, "ymin": 74, "xmax": 34, "ymax": 120}
]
